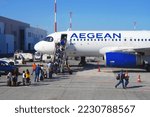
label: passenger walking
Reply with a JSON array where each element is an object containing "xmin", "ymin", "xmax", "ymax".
[
  {"xmin": 31, "ymin": 63, "xmax": 36, "ymax": 75},
  {"xmin": 34, "ymin": 64, "xmax": 41, "ymax": 82},
  {"xmin": 25, "ymin": 69, "xmax": 30, "ymax": 86},
  {"xmin": 60, "ymin": 36, "xmax": 66, "ymax": 47},
  {"xmin": 115, "ymin": 70, "xmax": 125, "ymax": 89},
  {"xmin": 12, "ymin": 68, "xmax": 19, "ymax": 86},
  {"xmin": 22, "ymin": 71, "xmax": 26, "ymax": 85},
  {"xmin": 124, "ymin": 71, "xmax": 129, "ymax": 88},
  {"xmin": 39, "ymin": 64, "xmax": 44, "ymax": 81},
  {"xmin": 6, "ymin": 72, "xmax": 12, "ymax": 86},
  {"xmin": 53, "ymin": 61, "xmax": 58, "ymax": 74},
  {"xmin": 42, "ymin": 65, "xmax": 47, "ymax": 79},
  {"xmin": 47, "ymin": 61, "xmax": 53, "ymax": 78}
]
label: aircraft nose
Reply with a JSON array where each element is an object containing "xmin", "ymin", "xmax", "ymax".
[
  {"xmin": 34, "ymin": 41, "xmax": 55, "ymax": 54},
  {"xmin": 34, "ymin": 42, "xmax": 41, "ymax": 52}
]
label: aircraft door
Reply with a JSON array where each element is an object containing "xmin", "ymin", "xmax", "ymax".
[
  {"xmin": 60, "ymin": 34, "xmax": 76, "ymax": 56},
  {"xmin": 60, "ymin": 34, "xmax": 67, "ymax": 47}
]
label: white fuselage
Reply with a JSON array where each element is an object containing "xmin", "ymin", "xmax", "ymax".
[{"xmin": 34, "ymin": 30, "xmax": 150, "ymax": 56}]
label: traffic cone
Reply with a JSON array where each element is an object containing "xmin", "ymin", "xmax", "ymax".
[
  {"xmin": 97, "ymin": 62, "xmax": 100, "ymax": 72},
  {"xmin": 98, "ymin": 66, "xmax": 100, "ymax": 72},
  {"xmin": 137, "ymin": 75, "xmax": 141, "ymax": 82}
]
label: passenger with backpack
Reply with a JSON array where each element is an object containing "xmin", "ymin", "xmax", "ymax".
[
  {"xmin": 124, "ymin": 71, "xmax": 129, "ymax": 88},
  {"xmin": 115, "ymin": 70, "xmax": 125, "ymax": 89}
]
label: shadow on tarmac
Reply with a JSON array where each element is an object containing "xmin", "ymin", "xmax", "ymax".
[
  {"xmin": 71, "ymin": 63, "xmax": 103, "ymax": 72},
  {"xmin": 31, "ymin": 83, "xmax": 50, "ymax": 87},
  {"xmin": 113, "ymin": 70, "xmax": 147, "ymax": 73},
  {"xmin": 0, "ymin": 81, "xmax": 6, "ymax": 83},
  {"xmin": 43, "ymin": 76, "xmax": 70, "ymax": 82},
  {"xmin": 71, "ymin": 63, "xmax": 148, "ymax": 73},
  {"xmin": 127, "ymin": 85, "xmax": 144, "ymax": 89}
]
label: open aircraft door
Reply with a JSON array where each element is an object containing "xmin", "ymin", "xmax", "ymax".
[{"xmin": 63, "ymin": 34, "xmax": 77, "ymax": 56}]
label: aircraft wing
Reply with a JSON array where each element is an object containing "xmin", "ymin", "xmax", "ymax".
[{"xmin": 99, "ymin": 46, "xmax": 150, "ymax": 55}]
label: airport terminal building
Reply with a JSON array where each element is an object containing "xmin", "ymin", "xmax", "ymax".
[{"xmin": 0, "ymin": 16, "xmax": 47, "ymax": 55}]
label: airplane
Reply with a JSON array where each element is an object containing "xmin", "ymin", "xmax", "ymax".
[{"xmin": 34, "ymin": 30, "xmax": 150, "ymax": 71}]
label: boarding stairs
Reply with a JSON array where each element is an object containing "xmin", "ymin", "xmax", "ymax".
[{"xmin": 52, "ymin": 43, "xmax": 67, "ymax": 74}]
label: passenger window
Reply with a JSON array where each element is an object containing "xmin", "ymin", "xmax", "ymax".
[{"xmin": 145, "ymin": 39, "xmax": 147, "ymax": 41}]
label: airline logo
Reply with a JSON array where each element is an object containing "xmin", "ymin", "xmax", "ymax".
[{"xmin": 70, "ymin": 33, "xmax": 121, "ymax": 39}]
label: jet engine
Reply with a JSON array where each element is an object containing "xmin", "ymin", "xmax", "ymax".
[{"xmin": 104, "ymin": 52, "xmax": 143, "ymax": 67}]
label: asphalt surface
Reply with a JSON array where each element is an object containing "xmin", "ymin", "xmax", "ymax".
[{"xmin": 0, "ymin": 60, "xmax": 150, "ymax": 100}]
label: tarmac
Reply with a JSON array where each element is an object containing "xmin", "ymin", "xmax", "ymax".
[{"xmin": 0, "ymin": 60, "xmax": 150, "ymax": 100}]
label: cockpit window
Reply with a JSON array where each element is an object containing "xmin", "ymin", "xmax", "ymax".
[{"xmin": 44, "ymin": 36, "xmax": 54, "ymax": 42}]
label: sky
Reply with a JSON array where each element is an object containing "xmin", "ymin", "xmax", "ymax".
[{"xmin": 0, "ymin": 0, "xmax": 150, "ymax": 34}]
